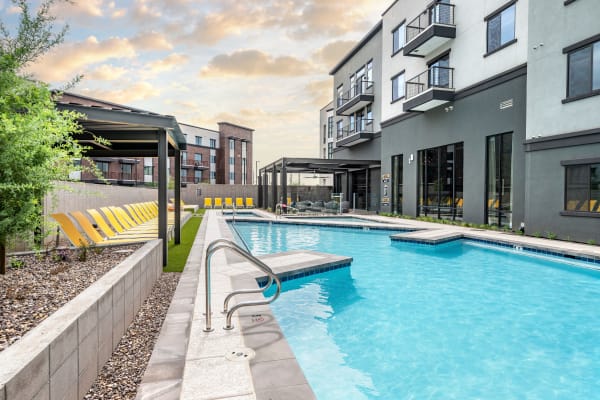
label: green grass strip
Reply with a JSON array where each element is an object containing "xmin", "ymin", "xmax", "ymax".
[{"xmin": 164, "ymin": 209, "xmax": 205, "ymax": 272}]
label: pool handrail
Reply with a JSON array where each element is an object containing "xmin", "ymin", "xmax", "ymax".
[{"xmin": 203, "ymin": 239, "xmax": 281, "ymax": 331}]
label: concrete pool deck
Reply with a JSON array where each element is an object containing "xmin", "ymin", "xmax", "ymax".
[{"xmin": 137, "ymin": 210, "xmax": 600, "ymax": 399}]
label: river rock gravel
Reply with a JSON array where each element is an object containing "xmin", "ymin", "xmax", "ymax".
[
  {"xmin": 84, "ymin": 271, "xmax": 181, "ymax": 399},
  {"xmin": 0, "ymin": 245, "xmax": 142, "ymax": 352}
]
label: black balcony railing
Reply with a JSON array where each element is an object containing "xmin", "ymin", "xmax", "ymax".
[
  {"xmin": 336, "ymin": 80, "xmax": 374, "ymax": 109},
  {"xmin": 194, "ymin": 160, "xmax": 209, "ymax": 168},
  {"xmin": 406, "ymin": 2, "xmax": 455, "ymax": 43},
  {"xmin": 339, "ymin": 119, "xmax": 374, "ymax": 139},
  {"xmin": 405, "ymin": 66, "xmax": 454, "ymax": 100}
]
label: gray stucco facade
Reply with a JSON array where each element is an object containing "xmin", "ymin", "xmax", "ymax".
[{"xmin": 381, "ymin": 71, "xmax": 527, "ymax": 226}]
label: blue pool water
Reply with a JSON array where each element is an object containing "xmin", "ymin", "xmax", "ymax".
[
  {"xmin": 231, "ymin": 222, "xmax": 600, "ymax": 399},
  {"xmin": 284, "ymin": 216, "xmax": 375, "ymax": 223}
]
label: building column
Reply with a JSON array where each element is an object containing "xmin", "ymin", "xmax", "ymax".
[
  {"xmin": 281, "ymin": 158, "xmax": 287, "ymax": 207},
  {"xmin": 257, "ymin": 173, "xmax": 263, "ymax": 208},
  {"xmin": 365, "ymin": 168, "xmax": 369, "ymax": 210},
  {"xmin": 271, "ymin": 165, "xmax": 277, "ymax": 211},
  {"xmin": 174, "ymin": 148, "xmax": 181, "ymax": 245},
  {"xmin": 158, "ymin": 130, "xmax": 168, "ymax": 266}
]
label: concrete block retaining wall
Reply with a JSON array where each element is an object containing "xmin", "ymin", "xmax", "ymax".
[{"xmin": 0, "ymin": 240, "xmax": 162, "ymax": 400}]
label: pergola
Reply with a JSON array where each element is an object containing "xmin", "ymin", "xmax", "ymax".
[
  {"xmin": 258, "ymin": 157, "xmax": 381, "ymax": 210},
  {"xmin": 55, "ymin": 101, "xmax": 188, "ymax": 265}
]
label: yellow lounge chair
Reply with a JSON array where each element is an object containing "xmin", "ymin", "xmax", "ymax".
[
  {"xmin": 70, "ymin": 211, "xmax": 154, "ymax": 244},
  {"xmin": 204, "ymin": 197, "xmax": 213, "ymax": 209},
  {"xmin": 214, "ymin": 198, "xmax": 223, "ymax": 209},
  {"xmin": 287, "ymin": 197, "xmax": 292, "ymax": 206},
  {"xmin": 245, "ymin": 198, "xmax": 254, "ymax": 208},
  {"xmin": 225, "ymin": 197, "xmax": 233, "ymax": 208},
  {"xmin": 235, "ymin": 197, "xmax": 244, "ymax": 208},
  {"xmin": 51, "ymin": 213, "xmax": 147, "ymax": 247},
  {"xmin": 124, "ymin": 204, "xmax": 144, "ymax": 224}
]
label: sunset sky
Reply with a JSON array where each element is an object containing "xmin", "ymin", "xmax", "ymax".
[{"xmin": 1, "ymin": 0, "xmax": 382, "ymax": 166}]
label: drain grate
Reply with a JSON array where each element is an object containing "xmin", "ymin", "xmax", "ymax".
[{"xmin": 225, "ymin": 347, "xmax": 256, "ymax": 362}]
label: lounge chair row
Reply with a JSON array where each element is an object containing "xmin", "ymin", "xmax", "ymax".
[
  {"xmin": 51, "ymin": 201, "xmax": 188, "ymax": 248},
  {"xmin": 204, "ymin": 197, "xmax": 254, "ymax": 209}
]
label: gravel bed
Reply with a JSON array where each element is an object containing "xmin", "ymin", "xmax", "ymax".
[
  {"xmin": 0, "ymin": 244, "xmax": 142, "ymax": 352},
  {"xmin": 84, "ymin": 272, "xmax": 181, "ymax": 399}
]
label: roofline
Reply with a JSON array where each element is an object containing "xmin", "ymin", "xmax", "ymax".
[
  {"xmin": 329, "ymin": 20, "xmax": 383, "ymax": 75},
  {"xmin": 179, "ymin": 122, "xmax": 220, "ymax": 133},
  {"xmin": 217, "ymin": 121, "xmax": 255, "ymax": 132},
  {"xmin": 57, "ymin": 91, "xmax": 153, "ymax": 114},
  {"xmin": 382, "ymin": 0, "xmax": 400, "ymax": 17},
  {"xmin": 320, "ymin": 100, "xmax": 334, "ymax": 112}
]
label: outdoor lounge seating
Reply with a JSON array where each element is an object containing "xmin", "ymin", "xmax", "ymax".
[
  {"xmin": 204, "ymin": 198, "xmax": 213, "ymax": 209},
  {"xmin": 225, "ymin": 197, "xmax": 233, "ymax": 208},
  {"xmin": 214, "ymin": 198, "xmax": 223, "ymax": 209},
  {"xmin": 235, "ymin": 197, "xmax": 245, "ymax": 208},
  {"xmin": 245, "ymin": 198, "xmax": 254, "ymax": 208}
]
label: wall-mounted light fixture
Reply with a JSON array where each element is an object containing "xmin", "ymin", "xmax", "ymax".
[
  {"xmin": 444, "ymin": 105, "xmax": 454, "ymax": 112},
  {"xmin": 409, "ymin": 153, "xmax": 414, "ymax": 165}
]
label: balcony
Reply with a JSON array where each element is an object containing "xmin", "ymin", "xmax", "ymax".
[
  {"xmin": 181, "ymin": 158, "xmax": 194, "ymax": 169},
  {"xmin": 404, "ymin": 2, "xmax": 455, "ymax": 58},
  {"xmin": 193, "ymin": 160, "xmax": 210, "ymax": 169},
  {"xmin": 336, "ymin": 81, "xmax": 375, "ymax": 116},
  {"xmin": 336, "ymin": 119, "xmax": 375, "ymax": 147},
  {"xmin": 403, "ymin": 66, "xmax": 454, "ymax": 112}
]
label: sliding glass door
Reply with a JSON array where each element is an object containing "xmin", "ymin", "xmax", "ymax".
[
  {"xmin": 486, "ymin": 133, "xmax": 512, "ymax": 227},
  {"xmin": 391, "ymin": 154, "xmax": 403, "ymax": 214}
]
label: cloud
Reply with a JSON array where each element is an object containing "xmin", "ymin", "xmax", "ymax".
[
  {"xmin": 25, "ymin": 36, "xmax": 136, "ymax": 82},
  {"xmin": 130, "ymin": 31, "xmax": 173, "ymax": 51},
  {"xmin": 200, "ymin": 50, "xmax": 313, "ymax": 78},
  {"xmin": 86, "ymin": 64, "xmax": 128, "ymax": 81},
  {"xmin": 312, "ymin": 40, "xmax": 358, "ymax": 69},
  {"xmin": 81, "ymin": 81, "xmax": 160, "ymax": 104},
  {"xmin": 145, "ymin": 53, "xmax": 189, "ymax": 75},
  {"xmin": 52, "ymin": 0, "xmax": 105, "ymax": 17},
  {"xmin": 304, "ymin": 78, "xmax": 332, "ymax": 107}
]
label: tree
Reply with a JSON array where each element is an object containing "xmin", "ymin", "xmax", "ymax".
[{"xmin": 0, "ymin": 0, "xmax": 86, "ymax": 274}]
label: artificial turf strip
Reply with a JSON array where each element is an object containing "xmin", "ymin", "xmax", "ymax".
[{"xmin": 164, "ymin": 210, "xmax": 204, "ymax": 273}]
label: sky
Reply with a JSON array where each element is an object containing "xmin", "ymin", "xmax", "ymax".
[{"xmin": 0, "ymin": 0, "xmax": 383, "ymax": 166}]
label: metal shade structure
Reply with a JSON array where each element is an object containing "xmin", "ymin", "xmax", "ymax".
[
  {"xmin": 258, "ymin": 157, "xmax": 381, "ymax": 210},
  {"xmin": 55, "ymin": 100, "xmax": 188, "ymax": 265}
]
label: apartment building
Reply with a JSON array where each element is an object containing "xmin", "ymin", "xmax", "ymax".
[
  {"xmin": 216, "ymin": 122, "xmax": 254, "ymax": 185},
  {"xmin": 329, "ymin": 22, "xmax": 383, "ymax": 210},
  {"xmin": 321, "ymin": 0, "xmax": 598, "ymax": 242},
  {"xmin": 524, "ymin": 0, "xmax": 600, "ymax": 241},
  {"xmin": 319, "ymin": 101, "xmax": 335, "ymax": 159}
]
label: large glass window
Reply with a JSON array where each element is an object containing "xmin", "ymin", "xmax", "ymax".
[
  {"xmin": 337, "ymin": 85, "xmax": 344, "ymax": 107},
  {"xmin": 229, "ymin": 139, "xmax": 235, "ymax": 150},
  {"xmin": 327, "ymin": 116, "xmax": 333, "ymax": 138},
  {"xmin": 429, "ymin": 53, "xmax": 450, "ymax": 88},
  {"xmin": 95, "ymin": 161, "xmax": 110, "ymax": 179},
  {"xmin": 366, "ymin": 60, "xmax": 373, "ymax": 87},
  {"xmin": 392, "ymin": 72, "xmax": 405, "ymax": 102},
  {"xmin": 195, "ymin": 136, "xmax": 202, "ymax": 146},
  {"xmin": 391, "ymin": 154, "xmax": 403, "ymax": 214},
  {"xmin": 209, "ymin": 138, "xmax": 216, "ymax": 148},
  {"xmin": 418, "ymin": 143, "xmax": 464, "ymax": 220},
  {"xmin": 565, "ymin": 163, "xmax": 600, "ymax": 212},
  {"xmin": 194, "ymin": 170, "xmax": 202, "ymax": 184},
  {"xmin": 392, "ymin": 23, "xmax": 405, "ymax": 54},
  {"xmin": 486, "ymin": 3, "xmax": 516, "ymax": 54},
  {"xmin": 121, "ymin": 163, "xmax": 133, "ymax": 180},
  {"xmin": 336, "ymin": 120, "xmax": 344, "ymax": 138},
  {"xmin": 567, "ymin": 41, "xmax": 600, "ymax": 98},
  {"xmin": 486, "ymin": 133, "xmax": 513, "ymax": 227}
]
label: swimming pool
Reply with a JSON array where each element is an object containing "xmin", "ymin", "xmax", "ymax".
[
  {"xmin": 232, "ymin": 222, "xmax": 600, "ymax": 399},
  {"xmin": 284, "ymin": 216, "xmax": 375, "ymax": 224}
]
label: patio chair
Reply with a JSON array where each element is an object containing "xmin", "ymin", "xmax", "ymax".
[
  {"xmin": 235, "ymin": 197, "xmax": 245, "ymax": 208},
  {"xmin": 225, "ymin": 197, "xmax": 233, "ymax": 208},
  {"xmin": 214, "ymin": 197, "xmax": 223, "ymax": 209},
  {"xmin": 245, "ymin": 198, "xmax": 254, "ymax": 208},
  {"xmin": 70, "ymin": 211, "xmax": 154, "ymax": 244},
  {"xmin": 204, "ymin": 197, "xmax": 213, "ymax": 209}
]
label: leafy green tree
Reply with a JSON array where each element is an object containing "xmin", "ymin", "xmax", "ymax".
[{"xmin": 0, "ymin": 0, "xmax": 86, "ymax": 274}]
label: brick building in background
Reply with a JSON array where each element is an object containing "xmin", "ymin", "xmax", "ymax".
[{"xmin": 62, "ymin": 93, "xmax": 254, "ymax": 186}]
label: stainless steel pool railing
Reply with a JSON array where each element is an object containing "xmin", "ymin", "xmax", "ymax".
[{"xmin": 203, "ymin": 239, "xmax": 281, "ymax": 331}]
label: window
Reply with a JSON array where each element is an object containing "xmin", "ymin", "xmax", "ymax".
[
  {"xmin": 121, "ymin": 163, "xmax": 132, "ymax": 180},
  {"xmin": 366, "ymin": 60, "xmax": 373, "ymax": 86},
  {"xmin": 194, "ymin": 153, "xmax": 202, "ymax": 162},
  {"xmin": 181, "ymin": 151, "xmax": 187, "ymax": 164},
  {"xmin": 566, "ymin": 40, "xmax": 600, "ymax": 99},
  {"xmin": 229, "ymin": 138, "xmax": 235, "ymax": 150},
  {"xmin": 391, "ymin": 154, "xmax": 403, "ymax": 214},
  {"xmin": 392, "ymin": 23, "xmax": 405, "ymax": 54},
  {"xmin": 195, "ymin": 136, "xmax": 202, "ymax": 146},
  {"xmin": 194, "ymin": 170, "xmax": 202, "ymax": 184},
  {"xmin": 337, "ymin": 85, "xmax": 344, "ymax": 107},
  {"xmin": 95, "ymin": 161, "xmax": 109, "ymax": 178},
  {"xmin": 229, "ymin": 156, "xmax": 235, "ymax": 165},
  {"xmin": 564, "ymin": 162, "xmax": 600, "ymax": 213},
  {"xmin": 229, "ymin": 172, "xmax": 235, "ymax": 183},
  {"xmin": 486, "ymin": 2, "xmax": 516, "ymax": 54},
  {"xmin": 336, "ymin": 120, "xmax": 344, "ymax": 138},
  {"xmin": 392, "ymin": 72, "xmax": 405, "ymax": 102},
  {"xmin": 429, "ymin": 53, "xmax": 451, "ymax": 88},
  {"xmin": 349, "ymin": 115, "xmax": 355, "ymax": 133},
  {"xmin": 210, "ymin": 171, "xmax": 216, "ymax": 180},
  {"xmin": 327, "ymin": 142, "xmax": 333, "ymax": 159},
  {"xmin": 209, "ymin": 138, "xmax": 216, "ymax": 148},
  {"xmin": 143, "ymin": 166, "xmax": 153, "ymax": 176},
  {"xmin": 327, "ymin": 116, "xmax": 333, "ymax": 138},
  {"xmin": 210, "ymin": 155, "xmax": 216, "ymax": 164}
]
